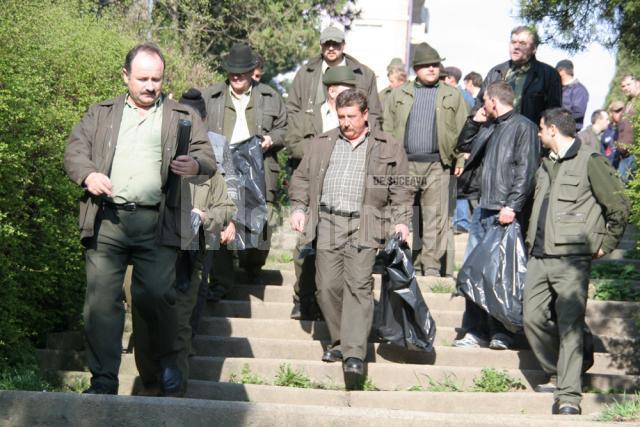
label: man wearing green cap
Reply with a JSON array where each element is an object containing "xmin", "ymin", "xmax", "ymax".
[
  {"xmin": 286, "ymin": 25, "xmax": 382, "ymax": 172},
  {"xmin": 201, "ymin": 42, "xmax": 287, "ymax": 286},
  {"xmin": 287, "ymin": 66, "xmax": 357, "ymax": 320},
  {"xmin": 383, "ymin": 42, "xmax": 467, "ymax": 277}
]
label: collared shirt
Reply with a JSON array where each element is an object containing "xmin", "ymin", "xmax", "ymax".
[
  {"xmin": 109, "ymin": 95, "xmax": 164, "ymax": 205},
  {"xmin": 549, "ymin": 138, "xmax": 575, "ymax": 162},
  {"xmin": 320, "ymin": 101, "xmax": 339, "ymax": 132},
  {"xmin": 320, "ymin": 132, "xmax": 369, "ymax": 213},
  {"xmin": 229, "ymin": 86, "xmax": 252, "ymax": 144},
  {"xmin": 504, "ymin": 62, "xmax": 531, "ymax": 112}
]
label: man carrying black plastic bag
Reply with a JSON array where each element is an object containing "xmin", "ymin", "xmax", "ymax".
[{"xmin": 376, "ymin": 234, "xmax": 436, "ymax": 352}]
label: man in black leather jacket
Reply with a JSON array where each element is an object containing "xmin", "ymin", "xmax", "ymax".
[
  {"xmin": 478, "ymin": 26, "xmax": 561, "ymax": 127},
  {"xmin": 454, "ymin": 80, "xmax": 539, "ymax": 350}
]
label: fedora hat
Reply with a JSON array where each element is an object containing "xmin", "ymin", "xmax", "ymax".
[
  {"xmin": 223, "ymin": 43, "xmax": 258, "ymax": 74},
  {"xmin": 412, "ymin": 42, "xmax": 445, "ymax": 67}
]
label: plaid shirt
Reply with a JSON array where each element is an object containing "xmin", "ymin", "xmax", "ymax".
[{"xmin": 320, "ymin": 132, "xmax": 369, "ymax": 213}]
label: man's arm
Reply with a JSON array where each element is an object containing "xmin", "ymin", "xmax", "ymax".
[
  {"xmin": 453, "ymin": 90, "xmax": 470, "ymax": 170},
  {"xmin": 263, "ymin": 91, "xmax": 288, "ymax": 153},
  {"xmin": 547, "ymin": 66, "xmax": 563, "ymax": 109},
  {"xmin": 569, "ymin": 84, "xmax": 589, "ymax": 124},
  {"xmin": 505, "ymin": 121, "xmax": 540, "ymax": 212},
  {"xmin": 588, "ymin": 154, "xmax": 630, "ymax": 254},
  {"xmin": 288, "ymin": 142, "xmax": 313, "ymax": 231},
  {"xmin": 64, "ymin": 105, "xmax": 100, "ymax": 187},
  {"xmin": 388, "ymin": 140, "xmax": 412, "ymax": 235},
  {"xmin": 184, "ymin": 114, "xmax": 216, "ymax": 179}
]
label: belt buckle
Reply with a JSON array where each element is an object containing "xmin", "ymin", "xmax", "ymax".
[{"xmin": 123, "ymin": 202, "xmax": 137, "ymax": 212}]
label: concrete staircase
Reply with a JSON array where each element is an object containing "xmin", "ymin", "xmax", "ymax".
[{"xmin": 8, "ymin": 228, "xmax": 640, "ymax": 425}]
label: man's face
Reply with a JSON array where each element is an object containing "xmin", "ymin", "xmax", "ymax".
[
  {"xmin": 228, "ymin": 71, "xmax": 253, "ymax": 94},
  {"xmin": 594, "ymin": 112, "xmax": 610, "ymax": 132},
  {"xmin": 252, "ymin": 67, "xmax": 263, "ymax": 83},
  {"xmin": 610, "ymin": 110, "xmax": 623, "ymax": 124},
  {"xmin": 122, "ymin": 51, "xmax": 164, "ymax": 109},
  {"xmin": 509, "ymin": 31, "xmax": 536, "ymax": 65},
  {"xmin": 483, "ymin": 92, "xmax": 498, "ymax": 119},
  {"xmin": 327, "ymin": 84, "xmax": 352, "ymax": 102},
  {"xmin": 414, "ymin": 63, "xmax": 440, "ymax": 85},
  {"xmin": 538, "ymin": 118, "xmax": 555, "ymax": 150},
  {"xmin": 444, "ymin": 76, "xmax": 457, "ymax": 87},
  {"xmin": 463, "ymin": 79, "xmax": 474, "ymax": 93},
  {"xmin": 321, "ymin": 41, "xmax": 345, "ymax": 64},
  {"xmin": 388, "ymin": 73, "xmax": 404, "ymax": 89},
  {"xmin": 621, "ymin": 77, "xmax": 640, "ymax": 98},
  {"xmin": 338, "ymin": 104, "xmax": 368, "ymax": 140}
]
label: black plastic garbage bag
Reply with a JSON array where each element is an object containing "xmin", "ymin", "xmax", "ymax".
[
  {"xmin": 229, "ymin": 136, "xmax": 268, "ymax": 249},
  {"xmin": 375, "ymin": 234, "xmax": 436, "ymax": 352},
  {"xmin": 456, "ymin": 219, "xmax": 527, "ymax": 333}
]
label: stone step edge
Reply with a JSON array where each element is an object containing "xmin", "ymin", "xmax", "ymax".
[{"xmin": 0, "ymin": 389, "xmax": 618, "ymax": 427}]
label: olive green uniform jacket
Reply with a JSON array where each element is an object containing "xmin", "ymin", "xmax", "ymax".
[
  {"xmin": 285, "ymin": 53, "xmax": 382, "ymax": 161},
  {"xmin": 64, "ymin": 94, "xmax": 216, "ymax": 247},
  {"xmin": 382, "ymin": 81, "xmax": 468, "ymax": 168},
  {"xmin": 191, "ymin": 171, "xmax": 237, "ymax": 249},
  {"xmin": 201, "ymin": 81, "xmax": 287, "ymax": 203},
  {"xmin": 288, "ymin": 127, "xmax": 412, "ymax": 249}
]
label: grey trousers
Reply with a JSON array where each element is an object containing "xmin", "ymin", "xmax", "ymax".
[
  {"xmin": 315, "ymin": 211, "xmax": 376, "ymax": 360},
  {"xmin": 523, "ymin": 256, "xmax": 591, "ymax": 405}
]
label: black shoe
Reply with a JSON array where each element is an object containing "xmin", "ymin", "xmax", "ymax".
[
  {"xmin": 83, "ymin": 383, "xmax": 118, "ymax": 395},
  {"xmin": 322, "ymin": 349, "xmax": 343, "ymax": 363},
  {"xmin": 160, "ymin": 366, "xmax": 183, "ymax": 397},
  {"xmin": 290, "ymin": 301, "xmax": 302, "ymax": 320},
  {"xmin": 343, "ymin": 357, "xmax": 364, "ymax": 376},
  {"xmin": 558, "ymin": 402, "xmax": 581, "ymax": 415}
]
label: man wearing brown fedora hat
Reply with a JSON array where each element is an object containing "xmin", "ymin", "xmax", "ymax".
[
  {"xmin": 286, "ymin": 65, "xmax": 358, "ymax": 321},
  {"xmin": 383, "ymin": 42, "xmax": 467, "ymax": 277},
  {"xmin": 201, "ymin": 42, "xmax": 287, "ymax": 285}
]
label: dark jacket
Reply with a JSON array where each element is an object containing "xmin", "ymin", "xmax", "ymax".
[
  {"xmin": 201, "ymin": 81, "xmax": 287, "ymax": 203},
  {"xmin": 479, "ymin": 57, "xmax": 562, "ymax": 126},
  {"xmin": 561, "ymin": 79, "xmax": 589, "ymax": 130},
  {"xmin": 288, "ymin": 127, "xmax": 412, "ymax": 249},
  {"xmin": 458, "ymin": 111, "xmax": 539, "ymax": 212},
  {"xmin": 285, "ymin": 53, "xmax": 382, "ymax": 161},
  {"xmin": 64, "ymin": 94, "xmax": 216, "ymax": 246}
]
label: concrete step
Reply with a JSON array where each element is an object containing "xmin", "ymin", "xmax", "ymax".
[
  {"xmin": 0, "ymin": 389, "xmax": 622, "ymax": 426},
  {"xmin": 206, "ymin": 300, "xmax": 639, "ymax": 338},
  {"xmin": 36, "ymin": 350, "xmax": 640, "ymax": 393}
]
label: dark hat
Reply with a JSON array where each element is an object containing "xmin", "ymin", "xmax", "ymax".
[
  {"xmin": 320, "ymin": 26, "xmax": 345, "ymax": 44},
  {"xmin": 609, "ymin": 100, "xmax": 625, "ymax": 112},
  {"xmin": 412, "ymin": 42, "xmax": 445, "ymax": 67},
  {"xmin": 387, "ymin": 57, "xmax": 404, "ymax": 72},
  {"xmin": 179, "ymin": 88, "xmax": 206, "ymax": 119},
  {"xmin": 555, "ymin": 59, "xmax": 574, "ymax": 72},
  {"xmin": 222, "ymin": 43, "xmax": 258, "ymax": 74},
  {"xmin": 444, "ymin": 66, "xmax": 462, "ymax": 82},
  {"xmin": 323, "ymin": 66, "xmax": 357, "ymax": 86}
]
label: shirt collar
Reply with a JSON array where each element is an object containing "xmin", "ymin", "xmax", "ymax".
[
  {"xmin": 414, "ymin": 79, "xmax": 439, "ymax": 89},
  {"xmin": 339, "ymin": 129, "xmax": 370, "ymax": 148},
  {"xmin": 549, "ymin": 138, "xmax": 575, "ymax": 162},
  {"xmin": 124, "ymin": 93, "xmax": 163, "ymax": 112},
  {"xmin": 322, "ymin": 58, "xmax": 347, "ymax": 73}
]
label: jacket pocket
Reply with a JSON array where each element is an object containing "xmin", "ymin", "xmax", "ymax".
[{"xmin": 557, "ymin": 175, "xmax": 580, "ymax": 202}]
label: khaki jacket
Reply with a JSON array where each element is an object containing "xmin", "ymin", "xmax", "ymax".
[
  {"xmin": 201, "ymin": 81, "xmax": 287, "ymax": 203},
  {"xmin": 64, "ymin": 94, "xmax": 216, "ymax": 246},
  {"xmin": 285, "ymin": 53, "xmax": 382, "ymax": 160},
  {"xmin": 192, "ymin": 171, "xmax": 236, "ymax": 249},
  {"xmin": 288, "ymin": 127, "xmax": 412, "ymax": 248},
  {"xmin": 383, "ymin": 81, "xmax": 467, "ymax": 168}
]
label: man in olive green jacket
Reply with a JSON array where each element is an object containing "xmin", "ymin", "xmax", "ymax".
[
  {"xmin": 286, "ymin": 26, "xmax": 381, "ymax": 168},
  {"xmin": 524, "ymin": 108, "xmax": 629, "ymax": 415},
  {"xmin": 201, "ymin": 43, "xmax": 287, "ymax": 283},
  {"xmin": 383, "ymin": 42, "xmax": 467, "ymax": 276},
  {"xmin": 64, "ymin": 44, "xmax": 215, "ymax": 396}
]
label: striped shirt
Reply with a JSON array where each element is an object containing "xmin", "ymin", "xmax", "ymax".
[
  {"xmin": 405, "ymin": 82, "xmax": 438, "ymax": 156},
  {"xmin": 320, "ymin": 133, "xmax": 369, "ymax": 214}
]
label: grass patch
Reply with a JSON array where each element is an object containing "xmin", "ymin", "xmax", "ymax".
[
  {"xmin": 430, "ymin": 281, "xmax": 454, "ymax": 294},
  {"xmin": 597, "ymin": 392, "xmax": 640, "ymax": 422},
  {"xmin": 228, "ymin": 364, "xmax": 267, "ymax": 385},
  {"xmin": 408, "ymin": 374, "xmax": 464, "ymax": 392},
  {"xmin": 471, "ymin": 368, "xmax": 525, "ymax": 392},
  {"xmin": 274, "ymin": 364, "xmax": 316, "ymax": 388},
  {"xmin": 267, "ymin": 252, "xmax": 294, "ymax": 264},
  {"xmin": 0, "ymin": 368, "xmax": 55, "ymax": 392}
]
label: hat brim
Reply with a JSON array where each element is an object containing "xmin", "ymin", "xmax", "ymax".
[
  {"xmin": 223, "ymin": 62, "xmax": 257, "ymax": 74},
  {"xmin": 324, "ymin": 79, "xmax": 357, "ymax": 87},
  {"xmin": 320, "ymin": 37, "xmax": 345, "ymax": 44},
  {"xmin": 413, "ymin": 57, "xmax": 446, "ymax": 67}
]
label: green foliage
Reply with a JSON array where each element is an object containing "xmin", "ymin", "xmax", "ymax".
[
  {"xmin": 591, "ymin": 263, "xmax": 640, "ymax": 280},
  {"xmin": 597, "ymin": 392, "xmax": 640, "ymax": 422},
  {"xmin": 592, "ymin": 279, "xmax": 640, "ymax": 302},
  {"xmin": 471, "ymin": 368, "xmax": 525, "ymax": 393},
  {"xmin": 408, "ymin": 374, "xmax": 464, "ymax": 392},
  {"xmin": 625, "ymin": 107, "xmax": 640, "ymax": 227},
  {"xmin": 0, "ymin": 367, "xmax": 55, "ymax": 392},
  {"xmin": 0, "ymin": 0, "xmax": 138, "ymax": 366},
  {"xmin": 274, "ymin": 364, "xmax": 315, "ymax": 388},
  {"xmin": 228, "ymin": 364, "xmax": 267, "ymax": 385},
  {"xmin": 429, "ymin": 282, "xmax": 454, "ymax": 294},
  {"xmin": 266, "ymin": 251, "xmax": 294, "ymax": 264}
]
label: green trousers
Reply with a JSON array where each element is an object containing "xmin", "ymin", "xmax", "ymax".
[
  {"xmin": 84, "ymin": 206, "xmax": 178, "ymax": 391},
  {"xmin": 315, "ymin": 211, "xmax": 376, "ymax": 360},
  {"xmin": 523, "ymin": 256, "xmax": 591, "ymax": 405}
]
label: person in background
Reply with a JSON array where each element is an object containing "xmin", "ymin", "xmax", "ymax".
[
  {"xmin": 556, "ymin": 59, "xmax": 589, "ymax": 131},
  {"xmin": 379, "ymin": 57, "xmax": 407, "ymax": 108},
  {"xmin": 577, "ymin": 109, "xmax": 610, "ymax": 153}
]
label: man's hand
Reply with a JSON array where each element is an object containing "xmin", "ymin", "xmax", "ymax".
[
  {"xmin": 84, "ymin": 172, "xmax": 113, "ymax": 196},
  {"xmin": 498, "ymin": 207, "xmax": 515, "ymax": 225},
  {"xmin": 171, "ymin": 155, "xmax": 200, "ymax": 176},
  {"xmin": 221, "ymin": 221, "xmax": 236, "ymax": 244},
  {"xmin": 290, "ymin": 210, "xmax": 306, "ymax": 232},
  {"xmin": 261, "ymin": 135, "xmax": 274, "ymax": 152},
  {"xmin": 192, "ymin": 208, "xmax": 205, "ymax": 222},
  {"xmin": 593, "ymin": 248, "xmax": 606, "ymax": 259},
  {"xmin": 473, "ymin": 107, "xmax": 488, "ymax": 123},
  {"xmin": 394, "ymin": 223, "xmax": 410, "ymax": 242},
  {"xmin": 454, "ymin": 167, "xmax": 464, "ymax": 177}
]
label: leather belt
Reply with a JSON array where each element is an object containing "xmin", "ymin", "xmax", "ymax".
[
  {"xmin": 102, "ymin": 201, "xmax": 159, "ymax": 212},
  {"xmin": 320, "ymin": 205, "xmax": 360, "ymax": 218}
]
